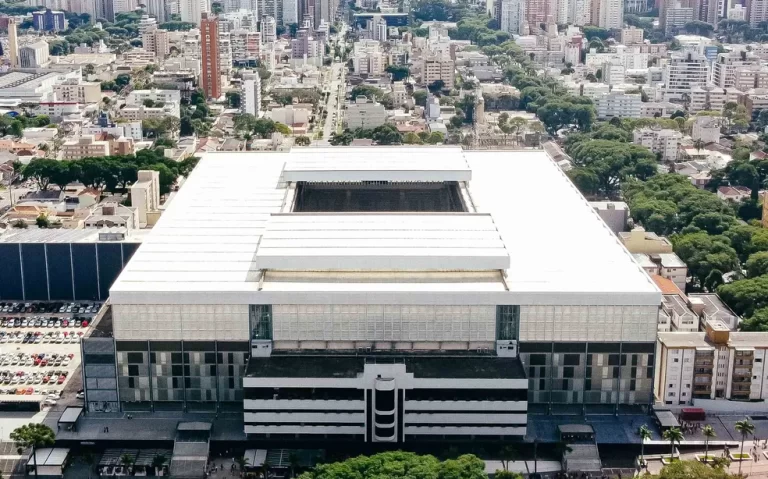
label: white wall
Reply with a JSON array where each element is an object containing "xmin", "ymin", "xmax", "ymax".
[
  {"xmin": 111, "ymin": 304, "xmax": 249, "ymax": 340},
  {"xmin": 518, "ymin": 305, "xmax": 658, "ymax": 342}
]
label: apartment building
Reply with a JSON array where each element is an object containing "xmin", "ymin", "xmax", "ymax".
[
  {"xmin": 500, "ymin": 0, "xmax": 525, "ymax": 35},
  {"xmin": 632, "ymin": 253, "xmax": 688, "ymax": 291},
  {"xmin": 633, "ymin": 128, "xmax": 683, "ymax": 161},
  {"xmin": 117, "ymin": 105, "xmax": 179, "ymax": 121},
  {"xmin": 746, "ymin": 0, "xmax": 768, "ymax": 27},
  {"xmin": 127, "ymin": 89, "xmax": 182, "ymax": 106},
  {"xmin": 711, "ymin": 51, "xmax": 759, "ymax": 88},
  {"xmin": 422, "ymin": 56, "xmax": 455, "ymax": 90},
  {"xmin": 619, "ymin": 26, "xmax": 644, "ymax": 44},
  {"xmin": 345, "ymin": 96, "xmax": 387, "ymax": 129},
  {"xmin": 663, "ymin": 52, "xmax": 709, "ymax": 102},
  {"xmin": 619, "ymin": 227, "xmax": 674, "ymax": 254},
  {"xmin": 230, "ymin": 29, "xmax": 261, "ymax": 65},
  {"xmin": 691, "ymin": 115, "xmax": 722, "ymax": 144},
  {"xmin": 734, "ymin": 65, "xmax": 768, "ymax": 91},
  {"xmin": 201, "ymin": 13, "xmax": 222, "ymax": 99},
  {"xmin": 352, "ymin": 41, "xmax": 384, "ymax": 76},
  {"xmin": 53, "ymin": 78, "xmax": 101, "ymax": 103},
  {"xmin": 689, "ymin": 84, "xmax": 743, "ymax": 114},
  {"xmin": 593, "ymin": 91, "xmax": 642, "ymax": 120},
  {"xmin": 391, "ymin": 82, "xmax": 409, "ymax": 107},
  {"xmin": 656, "ymin": 323, "xmax": 768, "ymax": 405},
  {"xmin": 79, "ymin": 147, "xmax": 659, "ymax": 440},
  {"xmin": 658, "ymin": 294, "xmax": 698, "ymax": 332},
  {"xmin": 741, "ymin": 88, "xmax": 768, "ymax": 119},
  {"xmin": 241, "ymin": 71, "xmax": 261, "ymax": 118},
  {"xmin": 19, "ymin": 41, "xmax": 50, "ymax": 68},
  {"xmin": 60, "ymin": 134, "xmax": 110, "ymax": 160}
]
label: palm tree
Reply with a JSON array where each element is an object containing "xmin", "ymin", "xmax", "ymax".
[
  {"xmin": 702, "ymin": 425, "xmax": 716, "ymax": 463},
  {"xmin": 735, "ymin": 419, "xmax": 755, "ymax": 475},
  {"xmin": 638, "ymin": 425, "xmax": 652, "ymax": 467},
  {"xmin": 499, "ymin": 445, "xmax": 519, "ymax": 471},
  {"xmin": 235, "ymin": 456, "xmax": 249, "ymax": 477},
  {"xmin": 10, "ymin": 423, "xmax": 55, "ymax": 479},
  {"xmin": 288, "ymin": 452, "xmax": 300, "ymax": 478},
  {"xmin": 82, "ymin": 452, "xmax": 95, "ymax": 479},
  {"xmin": 662, "ymin": 427, "xmax": 684, "ymax": 464},
  {"xmin": 119, "ymin": 453, "xmax": 135, "ymax": 475},
  {"xmin": 152, "ymin": 454, "xmax": 167, "ymax": 476}
]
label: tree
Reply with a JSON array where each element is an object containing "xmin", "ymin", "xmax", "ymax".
[
  {"xmin": 662, "ymin": 428, "xmax": 683, "ymax": 464},
  {"xmin": 10, "ymin": 120, "xmax": 23, "ymax": 138},
  {"xmin": 493, "ymin": 472, "xmax": 523, "ymax": 479},
  {"xmin": 704, "ymin": 269, "xmax": 724, "ymax": 292},
  {"xmin": 403, "ymin": 132, "xmax": 423, "ymax": 144},
  {"xmin": 702, "ymin": 424, "xmax": 716, "ymax": 462},
  {"xmin": 296, "ymin": 452, "xmax": 486, "ymax": 479},
  {"xmin": 151, "ymin": 454, "xmax": 167, "ymax": 476},
  {"xmin": 294, "ymin": 135, "xmax": 311, "ymax": 146},
  {"xmin": 413, "ymin": 90, "xmax": 428, "ymax": 107},
  {"xmin": 735, "ymin": 419, "xmax": 755, "ymax": 476},
  {"xmin": 350, "ymin": 84, "xmax": 383, "ymax": 100},
  {"xmin": 386, "ymin": 65, "xmax": 410, "ymax": 81},
  {"xmin": 428, "ymin": 80, "xmax": 446, "ymax": 93},
  {"xmin": 235, "ymin": 456, "xmax": 249, "ymax": 476},
  {"xmin": 226, "ymin": 91, "xmax": 241, "ymax": 108},
  {"xmin": 82, "ymin": 452, "xmax": 96, "ymax": 479},
  {"xmin": 745, "ymin": 251, "xmax": 768, "ymax": 278},
  {"xmin": 275, "ymin": 122, "xmax": 292, "ymax": 135},
  {"xmin": 120, "ymin": 454, "xmax": 135, "ymax": 475},
  {"xmin": 647, "ymin": 459, "xmax": 742, "ymax": 478},
  {"xmin": 718, "ymin": 275, "xmax": 768, "ymax": 317},
  {"xmin": 35, "ymin": 214, "xmax": 50, "ymax": 229},
  {"xmin": 673, "ymin": 233, "xmax": 738, "ymax": 288},
  {"xmin": 741, "ymin": 307, "xmax": 768, "ymax": 332},
  {"xmin": 10, "ymin": 423, "xmax": 55, "ymax": 479},
  {"xmin": 639, "ymin": 425, "xmax": 652, "ymax": 467},
  {"xmin": 499, "ymin": 445, "xmax": 518, "ymax": 471}
]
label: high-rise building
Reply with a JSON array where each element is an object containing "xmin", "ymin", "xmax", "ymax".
[
  {"xmin": 524, "ymin": 0, "xmax": 548, "ymax": 26},
  {"xmin": 145, "ymin": 0, "xmax": 168, "ymax": 22},
  {"xmin": 282, "ymin": 0, "xmax": 298, "ymax": 24},
  {"xmin": 200, "ymin": 13, "xmax": 222, "ymax": 99},
  {"xmin": 219, "ymin": 32, "xmax": 233, "ymax": 76},
  {"xmin": 712, "ymin": 50, "xmax": 759, "ymax": 88},
  {"xmin": 8, "ymin": 18, "xmax": 18, "ymax": 68},
  {"xmin": 257, "ymin": 0, "xmax": 282, "ymax": 24},
  {"xmin": 113, "ymin": 0, "xmax": 137, "ymax": 14},
  {"xmin": 181, "ymin": 0, "xmax": 210, "ymax": 24},
  {"xmin": 96, "ymin": 0, "xmax": 116, "ymax": 22},
  {"xmin": 241, "ymin": 71, "xmax": 261, "ymax": 117},
  {"xmin": 500, "ymin": 0, "xmax": 526, "ymax": 35},
  {"xmin": 746, "ymin": 0, "xmax": 768, "ymax": 26},
  {"xmin": 32, "ymin": 9, "xmax": 66, "ymax": 31},
  {"xmin": 663, "ymin": 51, "xmax": 710, "ymax": 102},
  {"xmin": 262, "ymin": 15, "xmax": 277, "ymax": 43},
  {"xmin": 595, "ymin": 0, "xmax": 622, "ymax": 28},
  {"xmin": 19, "ymin": 41, "xmax": 50, "ymax": 68}
]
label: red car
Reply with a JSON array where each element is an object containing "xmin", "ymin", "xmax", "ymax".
[
  {"xmin": 57, "ymin": 376, "xmax": 65, "ymax": 384},
  {"xmin": 81, "ymin": 320, "xmax": 89, "ymax": 327}
]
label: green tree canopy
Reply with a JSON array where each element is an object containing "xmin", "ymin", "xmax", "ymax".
[{"xmin": 297, "ymin": 452, "xmax": 486, "ymax": 479}]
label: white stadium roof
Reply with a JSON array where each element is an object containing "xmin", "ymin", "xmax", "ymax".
[{"xmin": 110, "ymin": 147, "xmax": 659, "ymax": 306}]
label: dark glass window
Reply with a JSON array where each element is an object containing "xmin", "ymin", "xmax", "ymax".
[
  {"xmin": 250, "ymin": 305, "xmax": 273, "ymax": 340},
  {"xmin": 496, "ymin": 305, "xmax": 520, "ymax": 340}
]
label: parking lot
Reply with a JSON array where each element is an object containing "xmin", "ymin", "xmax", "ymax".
[{"xmin": 0, "ymin": 302, "xmax": 102, "ymax": 406}]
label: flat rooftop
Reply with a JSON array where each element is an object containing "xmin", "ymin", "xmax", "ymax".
[
  {"xmin": 110, "ymin": 148, "xmax": 659, "ymax": 305},
  {"xmin": 282, "ymin": 147, "xmax": 471, "ymax": 182}
]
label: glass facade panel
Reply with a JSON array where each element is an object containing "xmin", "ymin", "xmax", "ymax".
[
  {"xmin": 250, "ymin": 305, "xmax": 273, "ymax": 340},
  {"xmin": 496, "ymin": 305, "xmax": 520, "ymax": 340}
]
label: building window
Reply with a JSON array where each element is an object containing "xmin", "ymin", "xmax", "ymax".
[
  {"xmin": 496, "ymin": 305, "xmax": 520, "ymax": 341},
  {"xmin": 250, "ymin": 305, "xmax": 272, "ymax": 340}
]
